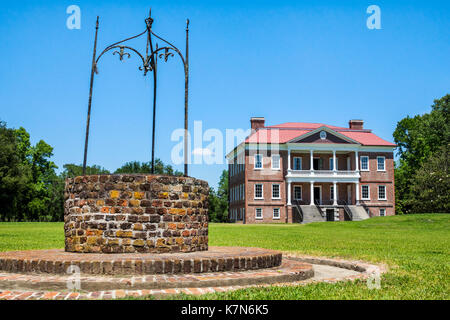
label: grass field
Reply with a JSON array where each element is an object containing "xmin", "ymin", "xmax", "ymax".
[{"xmin": 0, "ymin": 214, "xmax": 448, "ymax": 299}]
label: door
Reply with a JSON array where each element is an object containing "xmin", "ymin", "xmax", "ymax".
[
  {"xmin": 347, "ymin": 185, "xmax": 351, "ymax": 204},
  {"xmin": 313, "ymin": 186, "xmax": 321, "ymax": 205},
  {"xmin": 313, "ymin": 158, "xmax": 321, "ymax": 170},
  {"xmin": 326, "ymin": 209, "xmax": 334, "ymax": 221}
]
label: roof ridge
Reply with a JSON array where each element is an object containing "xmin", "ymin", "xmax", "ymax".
[{"xmin": 260, "ymin": 126, "xmax": 372, "ymax": 133}]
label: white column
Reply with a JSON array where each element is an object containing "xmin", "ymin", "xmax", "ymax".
[
  {"xmin": 310, "ymin": 181, "xmax": 314, "ymax": 205},
  {"xmin": 333, "ymin": 181, "xmax": 337, "ymax": 206},
  {"xmin": 355, "ymin": 151, "xmax": 359, "ymax": 172},
  {"xmin": 288, "ymin": 149, "xmax": 291, "ymax": 171},
  {"xmin": 310, "ymin": 150, "xmax": 314, "ymax": 172},
  {"xmin": 355, "ymin": 182, "xmax": 360, "ymax": 205},
  {"xmin": 333, "ymin": 150, "xmax": 337, "ymax": 172},
  {"xmin": 287, "ymin": 181, "xmax": 291, "ymax": 205}
]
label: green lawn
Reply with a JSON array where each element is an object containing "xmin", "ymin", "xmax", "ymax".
[{"xmin": 0, "ymin": 214, "xmax": 449, "ymax": 299}]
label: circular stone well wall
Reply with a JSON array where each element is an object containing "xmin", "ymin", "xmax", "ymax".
[{"xmin": 64, "ymin": 174, "xmax": 209, "ymax": 254}]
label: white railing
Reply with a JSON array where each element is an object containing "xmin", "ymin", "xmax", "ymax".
[{"xmin": 287, "ymin": 169, "xmax": 360, "ymax": 178}]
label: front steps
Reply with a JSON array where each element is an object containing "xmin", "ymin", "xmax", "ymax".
[
  {"xmin": 299, "ymin": 205, "xmax": 326, "ymax": 223},
  {"xmin": 347, "ymin": 205, "xmax": 370, "ymax": 221},
  {"xmin": 294, "ymin": 205, "xmax": 369, "ymax": 223}
]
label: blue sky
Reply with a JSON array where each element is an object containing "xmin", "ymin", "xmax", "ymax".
[{"xmin": 0, "ymin": 0, "xmax": 449, "ymax": 189}]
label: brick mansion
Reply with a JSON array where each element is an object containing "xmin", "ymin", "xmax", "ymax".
[{"xmin": 226, "ymin": 118, "xmax": 396, "ymax": 223}]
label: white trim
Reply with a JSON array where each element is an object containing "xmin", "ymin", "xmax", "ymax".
[
  {"xmin": 361, "ymin": 185, "xmax": 370, "ymax": 200},
  {"xmin": 272, "ymin": 184, "xmax": 281, "ymax": 199},
  {"xmin": 240, "ymin": 143, "xmax": 395, "ymax": 153},
  {"xmin": 377, "ymin": 156, "xmax": 386, "ymax": 171},
  {"xmin": 273, "ymin": 208, "xmax": 280, "ymax": 220},
  {"xmin": 254, "ymin": 183, "xmax": 264, "ymax": 199},
  {"xmin": 361, "ymin": 156, "xmax": 369, "ymax": 171},
  {"xmin": 271, "ymin": 154, "xmax": 281, "ymax": 170},
  {"xmin": 378, "ymin": 185, "xmax": 387, "ymax": 200},
  {"xmin": 286, "ymin": 176, "xmax": 360, "ymax": 183},
  {"xmin": 255, "ymin": 208, "xmax": 263, "ymax": 220}
]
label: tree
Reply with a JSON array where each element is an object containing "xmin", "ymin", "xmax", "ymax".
[
  {"xmin": 393, "ymin": 94, "xmax": 449, "ymax": 213},
  {"xmin": 0, "ymin": 122, "xmax": 62, "ymax": 221},
  {"xmin": 209, "ymin": 170, "xmax": 229, "ymax": 222},
  {"xmin": 408, "ymin": 145, "xmax": 449, "ymax": 213},
  {"xmin": 61, "ymin": 163, "xmax": 110, "ymax": 178},
  {"xmin": 0, "ymin": 122, "xmax": 30, "ymax": 221},
  {"xmin": 114, "ymin": 159, "xmax": 183, "ymax": 176}
]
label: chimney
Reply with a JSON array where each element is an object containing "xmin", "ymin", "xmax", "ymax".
[
  {"xmin": 349, "ymin": 119, "xmax": 364, "ymax": 130},
  {"xmin": 250, "ymin": 117, "xmax": 265, "ymax": 130}
]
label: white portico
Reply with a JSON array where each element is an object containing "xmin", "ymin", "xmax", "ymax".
[{"xmin": 286, "ymin": 143, "xmax": 361, "ymax": 207}]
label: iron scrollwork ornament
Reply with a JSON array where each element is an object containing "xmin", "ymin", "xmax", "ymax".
[{"xmin": 82, "ymin": 10, "xmax": 190, "ymax": 177}]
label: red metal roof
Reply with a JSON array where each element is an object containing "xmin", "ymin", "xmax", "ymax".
[{"xmin": 245, "ymin": 122, "xmax": 396, "ymax": 146}]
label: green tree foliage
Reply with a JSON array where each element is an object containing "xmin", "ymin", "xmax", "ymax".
[
  {"xmin": 393, "ymin": 94, "xmax": 449, "ymax": 213},
  {"xmin": 114, "ymin": 160, "xmax": 183, "ymax": 176},
  {"xmin": 209, "ymin": 170, "xmax": 229, "ymax": 222},
  {"xmin": 0, "ymin": 122, "xmax": 60, "ymax": 221},
  {"xmin": 61, "ymin": 163, "xmax": 110, "ymax": 178},
  {"xmin": 0, "ymin": 122, "xmax": 30, "ymax": 221},
  {"xmin": 409, "ymin": 145, "xmax": 449, "ymax": 213}
]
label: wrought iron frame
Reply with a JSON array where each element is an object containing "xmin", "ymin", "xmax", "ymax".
[{"xmin": 82, "ymin": 10, "xmax": 189, "ymax": 176}]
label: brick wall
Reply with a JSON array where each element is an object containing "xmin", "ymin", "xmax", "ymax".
[{"xmin": 64, "ymin": 174, "xmax": 209, "ymax": 254}]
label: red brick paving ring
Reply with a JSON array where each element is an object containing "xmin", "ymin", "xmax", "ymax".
[
  {"xmin": 0, "ymin": 257, "xmax": 312, "ymax": 292},
  {"xmin": 0, "ymin": 255, "xmax": 386, "ymax": 300},
  {"xmin": 0, "ymin": 247, "xmax": 282, "ymax": 275}
]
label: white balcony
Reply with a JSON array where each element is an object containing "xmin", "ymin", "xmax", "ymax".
[{"xmin": 286, "ymin": 169, "xmax": 360, "ymax": 182}]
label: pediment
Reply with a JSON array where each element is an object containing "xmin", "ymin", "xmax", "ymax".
[{"xmin": 289, "ymin": 127, "xmax": 359, "ymax": 144}]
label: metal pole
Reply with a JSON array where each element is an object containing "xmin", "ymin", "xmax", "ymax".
[
  {"xmin": 151, "ymin": 45, "xmax": 157, "ymax": 174},
  {"xmin": 82, "ymin": 16, "xmax": 99, "ymax": 175},
  {"xmin": 184, "ymin": 19, "xmax": 189, "ymax": 177}
]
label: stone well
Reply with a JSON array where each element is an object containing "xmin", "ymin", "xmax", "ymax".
[{"xmin": 64, "ymin": 174, "xmax": 209, "ymax": 254}]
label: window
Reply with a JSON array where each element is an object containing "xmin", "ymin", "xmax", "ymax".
[
  {"xmin": 362, "ymin": 185, "xmax": 370, "ymax": 200},
  {"xmin": 255, "ymin": 208, "xmax": 263, "ymax": 219},
  {"xmin": 273, "ymin": 208, "xmax": 280, "ymax": 219},
  {"xmin": 254, "ymin": 154, "xmax": 263, "ymax": 169},
  {"xmin": 271, "ymin": 154, "xmax": 280, "ymax": 170},
  {"xmin": 361, "ymin": 156, "xmax": 369, "ymax": 171},
  {"xmin": 377, "ymin": 156, "xmax": 385, "ymax": 171},
  {"xmin": 320, "ymin": 131, "xmax": 327, "ymax": 140},
  {"xmin": 272, "ymin": 184, "xmax": 280, "ymax": 199},
  {"xmin": 329, "ymin": 158, "xmax": 334, "ymax": 171},
  {"xmin": 378, "ymin": 185, "xmax": 386, "ymax": 200},
  {"xmin": 330, "ymin": 186, "xmax": 334, "ymax": 200},
  {"xmin": 380, "ymin": 208, "xmax": 386, "ymax": 216},
  {"xmin": 293, "ymin": 157, "xmax": 302, "ymax": 170},
  {"xmin": 294, "ymin": 186, "xmax": 302, "ymax": 200},
  {"xmin": 254, "ymin": 184, "xmax": 263, "ymax": 199}
]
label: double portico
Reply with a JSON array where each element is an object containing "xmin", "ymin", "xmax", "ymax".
[{"xmin": 286, "ymin": 144, "xmax": 362, "ymax": 207}]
